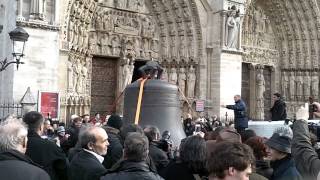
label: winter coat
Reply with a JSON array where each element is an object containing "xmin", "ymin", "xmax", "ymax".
[
  {"xmin": 149, "ymin": 141, "xmax": 169, "ymax": 171},
  {"xmin": 102, "ymin": 126, "xmax": 123, "ymax": 169},
  {"xmin": 159, "ymin": 161, "xmax": 204, "ymax": 180},
  {"xmin": 101, "ymin": 160, "xmax": 164, "ymax": 180},
  {"xmin": 62, "ymin": 125, "xmax": 80, "ymax": 154},
  {"xmin": 26, "ymin": 130, "xmax": 68, "ymax": 180},
  {"xmin": 250, "ymin": 173, "xmax": 268, "ymax": 180},
  {"xmin": 256, "ymin": 159, "xmax": 273, "ymax": 179},
  {"xmin": 226, "ymin": 99, "xmax": 248, "ymax": 128},
  {"xmin": 292, "ymin": 120, "xmax": 320, "ymax": 180},
  {"xmin": 270, "ymin": 100, "xmax": 287, "ymax": 121},
  {"xmin": 0, "ymin": 150, "xmax": 50, "ymax": 180},
  {"xmin": 270, "ymin": 155, "xmax": 302, "ymax": 180},
  {"xmin": 69, "ymin": 150, "xmax": 107, "ymax": 180}
]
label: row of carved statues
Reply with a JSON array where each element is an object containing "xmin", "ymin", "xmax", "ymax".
[
  {"xmin": 67, "ymin": 55, "xmax": 90, "ymax": 95},
  {"xmin": 281, "ymin": 71, "xmax": 319, "ymax": 101}
]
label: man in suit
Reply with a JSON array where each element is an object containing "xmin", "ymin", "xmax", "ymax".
[{"xmin": 69, "ymin": 125, "xmax": 109, "ymax": 180}]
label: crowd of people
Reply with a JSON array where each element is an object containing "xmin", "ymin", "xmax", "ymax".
[{"xmin": 0, "ymin": 104, "xmax": 319, "ymax": 180}]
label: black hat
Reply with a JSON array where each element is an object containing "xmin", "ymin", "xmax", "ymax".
[
  {"xmin": 107, "ymin": 115, "xmax": 123, "ymax": 130},
  {"xmin": 265, "ymin": 133, "xmax": 292, "ymax": 154}
]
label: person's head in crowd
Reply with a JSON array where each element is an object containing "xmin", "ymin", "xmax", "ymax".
[
  {"xmin": 0, "ymin": 117, "xmax": 28, "ymax": 153},
  {"xmin": 23, "ymin": 111, "xmax": 45, "ymax": 135},
  {"xmin": 180, "ymin": 135, "xmax": 207, "ymax": 173},
  {"xmin": 120, "ymin": 124, "xmax": 144, "ymax": 143},
  {"xmin": 43, "ymin": 120, "xmax": 51, "ymax": 130},
  {"xmin": 123, "ymin": 132, "xmax": 149, "ymax": 162},
  {"xmin": 245, "ymin": 136, "xmax": 267, "ymax": 161},
  {"xmin": 273, "ymin": 126, "xmax": 293, "ymax": 139},
  {"xmin": 272, "ymin": 93, "xmax": 281, "ymax": 102},
  {"xmin": 95, "ymin": 113, "xmax": 100, "ymax": 120},
  {"xmin": 207, "ymin": 141, "xmax": 254, "ymax": 180},
  {"xmin": 71, "ymin": 115, "xmax": 82, "ymax": 129},
  {"xmin": 233, "ymin": 95, "xmax": 241, "ymax": 102},
  {"xmin": 309, "ymin": 96, "xmax": 314, "ymax": 104},
  {"xmin": 79, "ymin": 126, "xmax": 109, "ymax": 156},
  {"xmin": 241, "ymin": 129, "xmax": 257, "ymax": 143},
  {"xmin": 162, "ymin": 130, "xmax": 171, "ymax": 140},
  {"xmin": 107, "ymin": 114, "xmax": 123, "ymax": 130},
  {"xmin": 216, "ymin": 129, "xmax": 242, "ymax": 143},
  {"xmin": 144, "ymin": 126, "xmax": 160, "ymax": 142},
  {"xmin": 265, "ymin": 131, "xmax": 292, "ymax": 161},
  {"xmin": 310, "ymin": 132, "xmax": 318, "ymax": 147},
  {"xmin": 57, "ymin": 126, "xmax": 66, "ymax": 137},
  {"xmin": 82, "ymin": 114, "xmax": 90, "ymax": 124}
]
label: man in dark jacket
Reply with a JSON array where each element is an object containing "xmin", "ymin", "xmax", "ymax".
[
  {"xmin": 270, "ymin": 93, "xmax": 287, "ymax": 121},
  {"xmin": 0, "ymin": 117, "xmax": 50, "ymax": 180},
  {"xmin": 69, "ymin": 126, "xmax": 109, "ymax": 180},
  {"xmin": 102, "ymin": 114, "xmax": 123, "ymax": 169},
  {"xmin": 292, "ymin": 106, "xmax": 320, "ymax": 179},
  {"xmin": 144, "ymin": 126, "xmax": 169, "ymax": 171},
  {"xmin": 24, "ymin": 111, "xmax": 68, "ymax": 180},
  {"xmin": 101, "ymin": 132, "xmax": 163, "ymax": 180},
  {"xmin": 222, "ymin": 95, "xmax": 248, "ymax": 134}
]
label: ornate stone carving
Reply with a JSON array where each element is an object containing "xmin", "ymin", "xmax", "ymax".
[
  {"xmin": 255, "ymin": 68, "xmax": 265, "ymax": 120},
  {"xmin": 281, "ymin": 71, "xmax": 289, "ymax": 99},
  {"xmin": 122, "ymin": 59, "xmax": 134, "ymax": 90},
  {"xmin": 178, "ymin": 67, "xmax": 187, "ymax": 96},
  {"xmin": 187, "ymin": 65, "xmax": 196, "ymax": 98},
  {"xmin": 289, "ymin": 71, "xmax": 295, "ymax": 101},
  {"xmin": 225, "ymin": 6, "xmax": 240, "ymax": 49},
  {"xmin": 169, "ymin": 67, "xmax": 178, "ymax": 85},
  {"xmin": 303, "ymin": 71, "xmax": 311, "ymax": 100},
  {"xmin": 311, "ymin": 71, "xmax": 319, "ymax": 98},
  {"xmin": 296, "ymin": 72, "xmax": 303, "ymax": 100}
]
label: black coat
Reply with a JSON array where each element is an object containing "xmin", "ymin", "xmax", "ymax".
[
  {"xmin": 270, "ymin": 100, "xmax": 287, "ymax": 121},
  {"xmin": 0, "ymin": 150, "xmax": 50, "ymax": 180},
  {"xmin": 26, "ymin": 131, "xmax": 68, "ymax": 180},
  {"xmin": 226, "ymin": 99, "xmax": 248, "ymax": 128},
  {"xmin": 270, "ymin": 156, "xmax": 302, "ymax": 180},
  {"xmin": 159, "ymin": 161, "xmax": 196, "ymax": 180},
  {"xmin": 149, "ymin": 141, "xmax": 169, "ymax": 171},
  {"xmin": 102, "ymin": 126, "xmax": 123, "ymax": 169},
  {"xmin": 101, "ymin": 160, "xmax": 164, "ymax": 180},
  {"xmin": 69, "ymin": 150, "xmax": 107, "ymax": 180},
  {"xmin": 256, "ymin": 160, "xmax": 273, "ymax": 179}
]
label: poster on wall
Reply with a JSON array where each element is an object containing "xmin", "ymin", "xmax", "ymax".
[
  {"xmin": 196, "ymin": 100, "xmax": 205, "ymax": 112},
  {"xmin": 38, "ymin": 91, "xmax": 60, "ymax": 120}
]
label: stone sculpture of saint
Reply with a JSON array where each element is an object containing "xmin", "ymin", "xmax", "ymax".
[
  {"xmin": 178, "ymin": 67, "xmax": 187, "ymax": 96},
  {"xmin": 282, "ymin": 72, "xmax": 289, "ymax": 99},
  {"xmin": 67, "ymin": 58, "xmax": 73, "ymax": 91},
  {"xmin": 256, "ymin": 68, "xmax": 265, "ymax": 120},
  {"xmin": 296, "ymin": 72, "xmax": 303, "ymax": 100},
  {"xmin": 303, "ymin": 72, "xmax": 311, "ymax": 100},
  {"xmin": 289, "ymin": 71, "xmax": 295, "ymax": 101},
  {"xmin": 311, "ymin": 72, "xmax": 319, "ymax": 98},
  {"xmin": 187, "ymin": 66, "xmax": 196, "ymax": 98},
  {"xmin": 161, "ymin": 67, "xmax": 169, "ymax": 82},
  {"xmin": 169, "ymin": 67, "xmax": 178, "ymax": 85},
  {"xmin": 122, "ymin": 59, "xmax": 134, "ymax": 90},
  {"xmin": 225, "ymin": 7, "xmax": 240, "ymax": 49}
]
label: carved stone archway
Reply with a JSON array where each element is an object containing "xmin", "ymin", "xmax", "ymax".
[
  {"xmin": 242, "ymin": 0, "xmax": 320, "ymax": 117},
  {"xmin": 59, "ymin": 0, "xmax": 203, "ymax": 121}
]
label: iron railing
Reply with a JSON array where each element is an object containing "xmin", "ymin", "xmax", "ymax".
[{"xmin": 0, "ymin": 102, "xmax": 22, "ymax": 120}]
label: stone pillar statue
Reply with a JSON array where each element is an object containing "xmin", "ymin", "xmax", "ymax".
[
  {"xmin": 30, "ymin": 0, "xmax": 46, "ymax": 20},
  {"xmin": 282, "ymin": 71, "xmax": 289, "ymax": 99},
  {"xmin": 178, "ymin": 67, "xmax": 187, "ymax": 96},
  {"xmin": 187, "ymin": 66, "xmax": 196, "ymax": 98},
  {"xmin": 100, "ymin": 33, "xmax": 110, "ymax": 55},
  {"xmin": 122, "ymin": 59, "xmax": 134, "ymax": 90},
  {"xmin": 256, "ymin": 68, "xmax": 265, "ymax": 120},
  {"xmin": 81, "ymin": 60, "xmax": 88, "ymax": 94},
  {"xmin": 225, "ymin": 7, "xmax": 240, "ymax": 49},
  {"xmin": 161, "ymin": 67, "xmax": 169, "ymax": 82},
  {"xmin": 169, "ymin": 67, "xmax": 178, "ymax": 85},
  {"xmin": 311, "ymin": 71, "xmax": 319, "ymax": 98},
  {"xmin": 67, "ymin": 58, "xmax": 74, "ymax": 91},
  {"xmin": 296, "ymin": 72, "xmax": 303, "ymax": 101},
  {"xmin": 303, "ymin": 71, "xmax": 311, "ymax": 100},
  {"xmin": 289, "ymin": 71, "xmax": 295, "ymax": 101}
]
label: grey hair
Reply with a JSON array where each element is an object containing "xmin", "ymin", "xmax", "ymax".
[
  {"xmin": 144, "ymin": 126, "xmax": 160, "ymax": 141},
  {"xmin": 124, "ymin": 132, "xmax": 149, "ymax": 161},
  {"xmin": 0, "ymin": 116, "xmax": 28, "ymax": 152},
  {"xmin": 273, "ymin": 125, "xmax": 293, "ymax": 139},
  {"xmin": 78, "ymin": 125, "xmax": 99, "ymax": 150}
]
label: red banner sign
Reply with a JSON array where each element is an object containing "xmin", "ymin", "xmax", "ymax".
[{"xmin": 38, "ymin": 91, "xmax": 60, "ymax": 119}]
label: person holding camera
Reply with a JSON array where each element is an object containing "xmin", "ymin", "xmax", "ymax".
[{"xmin": 308, "ymin": 97, "xmax": 320, "ymax": 119}]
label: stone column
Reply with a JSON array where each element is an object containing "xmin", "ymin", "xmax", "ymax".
[
  {"xmin": 221, "ymin": 11, "xmax": 227, "ymax": 48},
  {"xmin": 16, "ymin": 0, "xmax": 25, "ymax": 21},
  {"xmin": 30, "ymin": 0, "xmax": 46, "ymax": 20},
  {"xmin": 54, "ymin": 0, "xmax": 59, "ymax": 25},
  {"xmin": 248, "ymin": 64, "xmax": 256, "ymax": 119}
]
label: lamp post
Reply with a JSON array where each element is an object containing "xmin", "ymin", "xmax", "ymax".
[{"xmin": 0, "ymin": 27, "xmax": 29, "ymax": 72}]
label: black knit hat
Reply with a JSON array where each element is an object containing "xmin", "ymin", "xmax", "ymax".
[
  {"xmin": 265, "ymin": 133, "xmax": 292, "ymax": 154},
  {"xmin": 107, "ymin": 115, "xmax": 123, "ymax": 130}
]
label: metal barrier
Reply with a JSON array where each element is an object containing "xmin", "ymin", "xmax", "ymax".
[{"xmin": 0, "ymin": 102, "xmax": 23, "ymax": 120}]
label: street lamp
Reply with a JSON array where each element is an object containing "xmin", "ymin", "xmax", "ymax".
[{"xmin": 0, "ymin": 27, "xmax": 29, "ymax": 72}]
